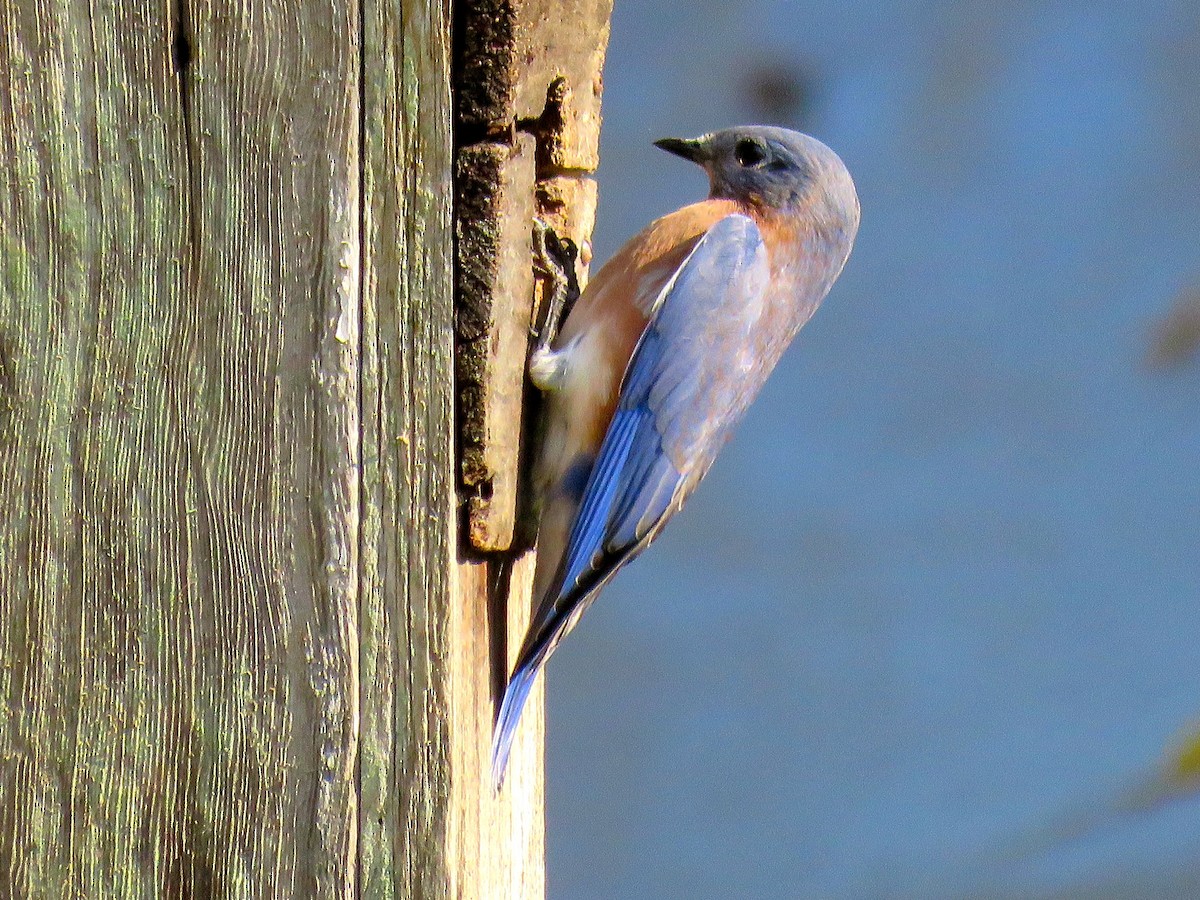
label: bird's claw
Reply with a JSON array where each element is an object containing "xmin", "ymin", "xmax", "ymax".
[{"xmin": 531, "ymin": 219, "xmax": 581, "ymax": 352}]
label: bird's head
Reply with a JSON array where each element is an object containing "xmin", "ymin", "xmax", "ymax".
[{"xmin": 655, "ymin": 125, "xmax": 859, "ymax": 238}]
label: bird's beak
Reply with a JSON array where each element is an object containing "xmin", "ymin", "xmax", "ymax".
[{"xmin": 653, "ymin": 136, "xmax": 709, "ymax": 165}]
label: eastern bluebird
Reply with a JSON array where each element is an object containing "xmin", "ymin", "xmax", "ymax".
[{"xmin": 492, "ymin": 126, "xmax": 860, "ymax": 786}]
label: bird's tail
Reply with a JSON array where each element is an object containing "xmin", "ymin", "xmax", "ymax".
[{"xmin": 490, "ymin": 659, "xmax": 541, "ymax": 790}]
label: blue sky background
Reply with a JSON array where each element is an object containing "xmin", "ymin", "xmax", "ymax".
[{"xmin": 542, "ymin": 2, "xmax": 1200, "ymax": 897}]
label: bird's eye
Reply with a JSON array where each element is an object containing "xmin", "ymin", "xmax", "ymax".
[{"xmin": 734, "ymin": 139, "xmax": 767, "ymax": 167}]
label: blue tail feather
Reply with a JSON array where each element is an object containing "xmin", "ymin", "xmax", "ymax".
[{"xmin": 490, "ymin": 661, "xmax": 541, "ymax": 790}]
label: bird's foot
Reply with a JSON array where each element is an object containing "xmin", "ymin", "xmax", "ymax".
[{"xmin": 531, "ymin": 219, "xmax": 581, "ymax": 354}]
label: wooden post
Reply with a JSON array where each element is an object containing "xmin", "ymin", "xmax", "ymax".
[{"xmin": 0, "ymin": 0, "xmax": 608, "ymax": 896}]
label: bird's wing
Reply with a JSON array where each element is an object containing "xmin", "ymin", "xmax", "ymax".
[
  {"xmin": 548, "ymin": 213, "xmax": 772, "ymax": 612},
  {"xmin": 535, "ymin": 212, "xmax": 771, "ymax": 650},
  {"xmin": 491, "ymin": 213, "xmax": 771, "ymax": 785}
]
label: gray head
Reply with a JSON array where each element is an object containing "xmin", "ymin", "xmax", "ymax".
[{"xmin": 655, "ymin": 126, "xmax": 859, "ymax": 236}]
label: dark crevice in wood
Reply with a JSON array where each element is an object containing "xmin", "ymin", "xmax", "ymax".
[
  {"xmin": 451, "ymin": 0, "xmax": 470, "ymax": 523},
  {"xmin": 476, "ymin": 477, "xmax": 494, "ymax": 502},
  {"xmin": 512, "ymin": 372, "xmax": 544, "ymax": 553},
  {"xmin": 453, "ymin": 0, "xmax": 517, "ymax": 137},
  {"xmin": 488, "ymin": 557, "xmax": 513, "ymax": 713},
  {"xmin": 451, "ymin": 0, "xmax": 514, "ymax": 156},
  {"xmin": 0, "ymin": 331, "xmax": 15, "ymax": 449},
  {"xmin": 171, "ymin": 20, "xmax": 192, "ymax": 73},
  {"xmin": 172, "ymin": 0, "xmax": 199, "ymax": 260}
]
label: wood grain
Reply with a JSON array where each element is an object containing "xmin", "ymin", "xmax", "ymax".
[
  {"xmin": 358, "ymin": 0, "xmax": 459, "ymax": 896},
  {"xmin": 0, "ymin": 0, "xmax": 360, "ymax": 895},
  {"xmin": 0, "ymin": 0, "xmax": 609, "ymax": 895}
]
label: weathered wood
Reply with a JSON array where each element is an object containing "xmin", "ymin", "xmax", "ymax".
[
  {"xmin": 0, "ymin": 0, "xmax": 360, "ymax": 896},
  {"xmin": 456, "ymin": 136, "xmax": 538, "ymax": 553},
  {"xmin": 359, "ymin": 0, "xmax": 463, "ymax": 896},
  {"xmin": 448, "ymin": 3, "xmax": 612, "ymax": 895},
  {"xmin": 455, "ymin": 0, "xmax": 611, "ymax": 553},
  {"xmin": 0, "ymin": 0, "xmax": 611, "ymax": 896},
  {"xmin": 456, "ymin": 0, "xmax": 611, "ymax": 172}
]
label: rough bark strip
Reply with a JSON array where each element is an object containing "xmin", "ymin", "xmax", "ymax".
[
  {"xmin": 456, "ymin": 0, "xmax": 612, "ymax": 162},
  {"xmin": 0, "ymin": 0, "xmax": 360, "ymax": 895},
  {"xmin": 453, "ymin": 0, "xmax": 611, "ymax": 555},
  {"xmin": 456, "ymin": 136, "xmax": 538, "ymax": 553}
]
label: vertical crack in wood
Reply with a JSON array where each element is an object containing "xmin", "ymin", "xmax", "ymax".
[
  {"xmin": 355, "ymin": 2, "xmax": 368, "ymax": 898},
  {"xmin": 0, "ymin": 331, "xmax": 14, "ymax": 450},
  {"xmin": 453, "ymin": 0, "xmax": 518, "ymax": 144},
  {"xmin": 171, "ymin": 0, "xmax": 199, "ymax": 265}
]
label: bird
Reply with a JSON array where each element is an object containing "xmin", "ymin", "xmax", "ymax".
[{"xmin": 491, "ymin": 125, "xmax": 860, "ymax": 787}]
